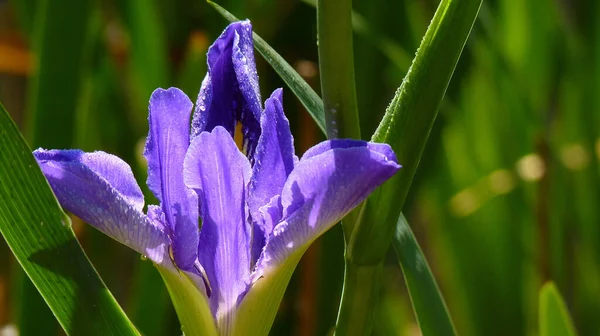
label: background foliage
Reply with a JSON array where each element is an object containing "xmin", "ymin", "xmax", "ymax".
[{"xmin": 0, "ymin": 0, "xmax": 597, "ymax": 335}]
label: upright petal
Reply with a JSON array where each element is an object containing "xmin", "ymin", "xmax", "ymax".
[
  {"xmin": 192, "ymin": 21, "xmax": 262, "ymax": 159},
  {"xmin": 255, "ymin": 141, "xmax": 400, "ymax": 274},
  {"xmin": 249, "ymin": 89, "xmax": 294, "ymax": 214},
  {"xmin": 248, "ymin": 89, "xmax": 295, "ymax": 260},
  {"xmin": 144, "ymin": 87, "xmax": 199, "ymax": 272},
  {"xmin": 34, "ymin": 149, "xmax": 169, "ymax": 265},
  {"xmin": 183, "ymin": 126, "xmax": 252, "ymax": 332}
]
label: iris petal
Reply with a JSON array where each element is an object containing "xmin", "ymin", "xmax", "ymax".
[
  {"xmin": 144, "ymin": 87, "xmax": 199, "ymax": 272},
  {"xmin": 248, "ymin": 89, "xmax": 295, "ymax": 260},
  {"xmin": 301, "ymin": 138, "xmax": 397, "ymax": 162},
  {"xmin": 192, "ymin": 20, "xmax": 262, "ymax": 160},
  {"xmin": 255, "ymin": 142, "xmax": 400, "ymax": 274},
  {"xmin": 33, "ymin": 149, "xmax": 169, "ymax": 264},
  {"xmin": 184, "ymin": 126, "xmax": 252, "ymax": 331}
]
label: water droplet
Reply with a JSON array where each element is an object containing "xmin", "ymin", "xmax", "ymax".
[
  {"xmin": 140, "ymin": 255, "xmax": 148, "ymax": 261},
  {"xmin": 61, "ymin": 215, "xmax": 72, "ymax": 228}
]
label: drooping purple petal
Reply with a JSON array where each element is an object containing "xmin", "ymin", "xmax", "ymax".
[
  {"xmin": 144, "ymin": 87, "xmax": 199, "ymax": 272},
  {"xmin": 254, "ymin": 142, "xmax": 400, "ymax": 274},
  {"xmin": 183, "ymin": 126, "xmax": 252, "ymax": 329},
  {"xmin": 34, "ymin": 149, "xmax": 169, "ymax": 264},
  {"xmin": 301, "ymin": 138, "xmax": 397, "ymax": 162},
  {"xmin": 248, "ymin": 89, "xmax": 295, "ymax": 260},
  {"xmin": 192, "ymin": 20, "xmax": 262, "ymax": 160}
]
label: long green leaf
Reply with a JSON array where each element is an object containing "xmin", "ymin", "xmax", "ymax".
[
  {"xmin": 207, "ymin": 1, "xmax": 327, "ymax": 135},
  {"xmin": 339, "ymin": 0, "xmax": 481, "ymax": 334},
  {"xmin": 0, "ymin": 102, "xmax": 139, "ymax": 335},
  {"xmin": 393, "ymin": 213, "xmax": 457, "ymax": 336},
  {"xmin": 539, "ymin": 283, "xmax": 578, "ymax": 336},
  {"xmin": 349, "ymin": 0, "xmax": 482, "ymax": 265},
  {"xmin": 21, "ymin": 0, "xmax": 94, "ymax": 333}
]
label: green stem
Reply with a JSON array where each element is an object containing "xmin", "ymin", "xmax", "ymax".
[
  {"xmin": 157, "ymin": 266, "xmax": 217, "ymax": 336},
  {"xmin": 317, "ymin": 0, "xmax": 361, "ymax": 140},
  {"xmin": 316, "ymin": 1, "xmax": 369, "ymax": 333},
  {"xmin": 334, "ymin": 261, "xmax": 382, "ymax": 336}
]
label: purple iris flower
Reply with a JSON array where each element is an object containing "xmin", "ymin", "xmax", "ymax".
[{"xmin": 33, "ymin": 21, "xmax": 400, "ymax": 333}]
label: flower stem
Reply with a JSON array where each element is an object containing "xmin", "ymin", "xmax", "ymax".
[
  {"xmin": 157, "ymin": 266, "xmax": 218, "ymax": 336},
  {"xmin": 317, "ymin": 0, "xmax": 361, "ymax": 140},
  {"xmin": 316, "ymin": 2, "xmax": 370, "ymax": 334},
  {"xmin": 334, "ymin": 261, "xmax": 382, "ymax": 336}
]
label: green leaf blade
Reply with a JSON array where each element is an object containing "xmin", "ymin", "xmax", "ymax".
[
  {"xmin": 393, "ymin": 214, "xmax": 457, "ymax": 336},
  {"xmin": 539, "ymin": 282, "xmax": 578, "ymax": 336},
  {"xmin": 339, "ymin": 0, "xmax": 481, "ymax": 334},
  {"xmin": 0, "ymin": 102, "xmax": 139, "ymax": 335},
  {"xmin": 20, "ymin": 0, "xmax": 96, "ymax": 333},
  {"xmin": 349, "ymin": 0, "xmax": 483, "ymax": 269}
]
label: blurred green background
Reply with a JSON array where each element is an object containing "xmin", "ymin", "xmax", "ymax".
[{"xmin": 0, "ymin": 0, "xmax": 598, "ymax": 335}]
